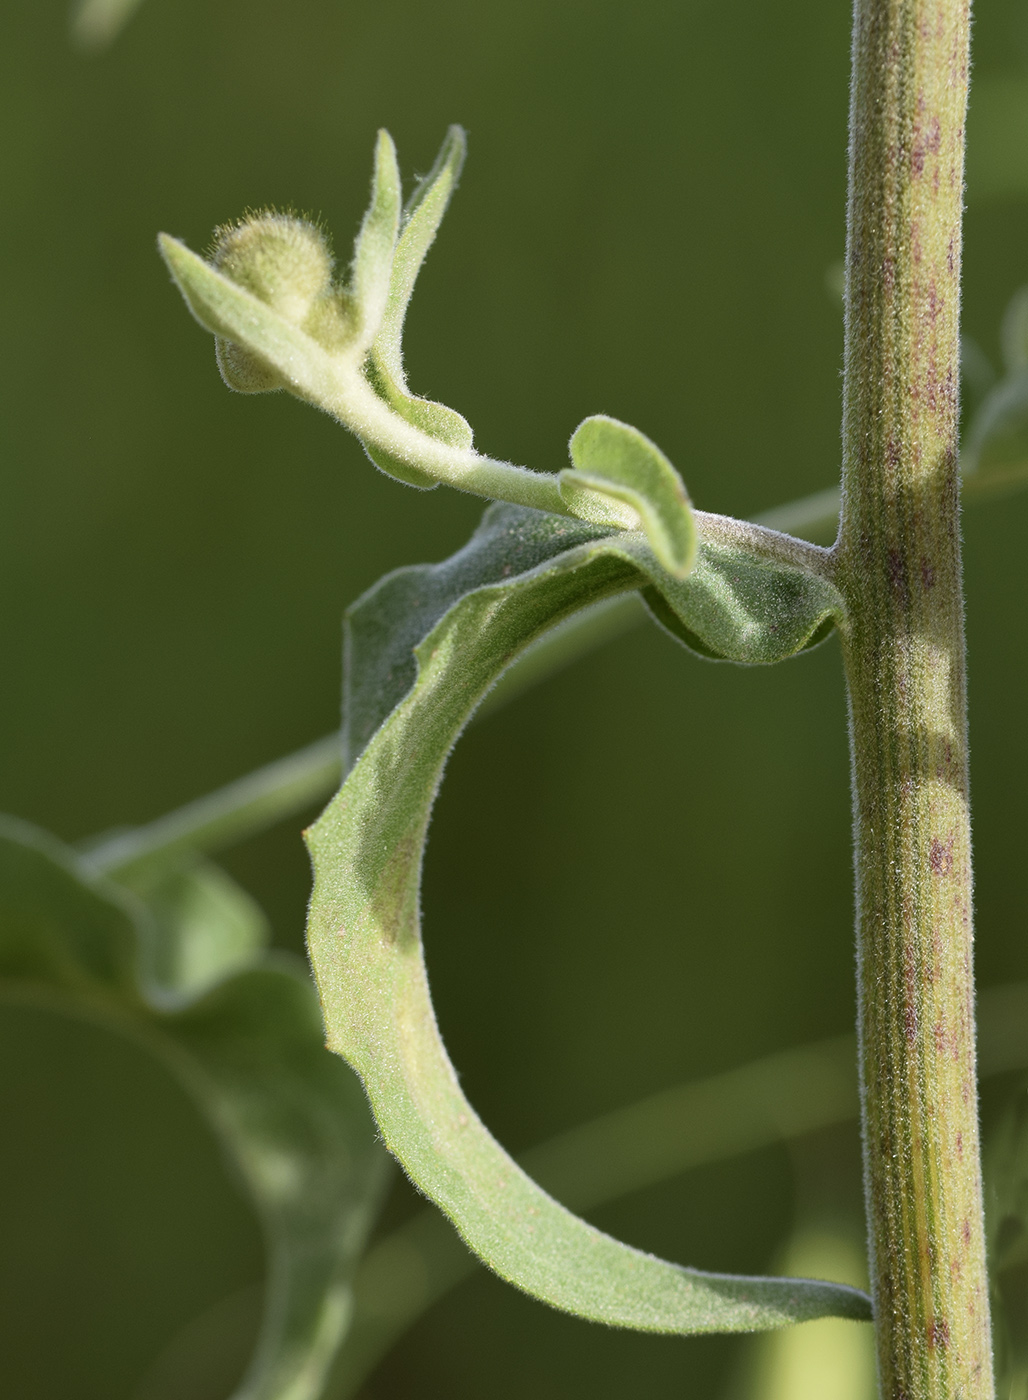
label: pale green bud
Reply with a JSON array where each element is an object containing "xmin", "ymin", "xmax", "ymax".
[
  {"xmin": 210, "ymin": 214, "xmax": 353, "ymax": 392},
  {"xmin": 212, "ymin": 214, "xmax": 333, "ymax": 322}
]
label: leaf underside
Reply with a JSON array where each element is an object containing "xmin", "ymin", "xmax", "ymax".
[
  {"xmin": 0, "ymin": 817, "xmax": 387, "ymax": 1400},
  {"xmin": 308, "ymin": 504, "xmax": 865, "ymax": 1335}
]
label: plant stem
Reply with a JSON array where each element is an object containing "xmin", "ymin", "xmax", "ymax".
[
  {"xmin": 339, "ymin": 369, "xmax": 568, "ymax": 515},
  {"xmin": 81, "ymin": 732, "xmax": 344, "ymax": 882},
  {"xmin": 835, "ymin": 2, "xmax": 991, "ymax": 1396}
]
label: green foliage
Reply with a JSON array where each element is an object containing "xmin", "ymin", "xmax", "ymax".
[
  {"xmin": 27, "ymin": 7, "xmax": 1028, "ymax": 1393},
  {"xmin": 335, "ymin": 977, "xmax": 1028, "ymax": 1396},
  {"xmin": 0, "ymin": 817, "xmax": 386, "ymax": 1400},
  {"xmin": 159, "ymin": 127, "xmax": 744, "ymax": 573},
  {"xmin": 335, "ymin": 1032, "xmax": 865, "ymax": 1395},
  {"xmin": 962, "ymin": 372, "xmax": 1028, "ymax": 497},
  {"xmin": 158, "ymin": 130, "xmax": 518, "ymax": 506},
  {"xmin": 350, "ymin": 131, "xmax": 403, "ymax": 350}
]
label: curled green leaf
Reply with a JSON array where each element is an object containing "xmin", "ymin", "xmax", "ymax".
[
  {"xmin": 0, "ymin": 817, "xmax": 387, "ymax": 1400},
  {"xmin": 307, "ymin": 504, "xmax": 860, "ymax": 1337},
  {"xmin": 561, "ymin": 416, "xmax": 697, "ymax": 578},
  {"xmin": 639, "ymin": 530, "xmax": 839, "ymax": 662}
]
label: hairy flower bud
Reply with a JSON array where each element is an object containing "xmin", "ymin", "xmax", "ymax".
[
  {"xmin": 207, "ymin": 214, "xmax": 352, "ymax": 393},
  {"xmin": 213, "ymin": 214, "xmax": 333, "ymax": 323}
]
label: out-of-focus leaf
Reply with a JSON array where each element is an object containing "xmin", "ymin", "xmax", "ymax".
[
  {"xmin": 986, "ymin": 1083, "xmax": 1028, "ymax": 1399},
  {"xmin": 961, "ymin": 370, "xmax": 1028, "ymax": 499},
  {"xmin": 561, "ymin": 415, "xmax": 697, "ymax": 578},
  {"xmin": 70, "ymin": 0, "xmax": 145, "ymax": 50},
  {"xmin": 1003, "ymin": 288, "xmax": 1028, "ymax": 374},
  {"xmin": 0, "ymin": 816, "xmax": 387, "ymax": 1400},
  {"xmin": 959, "ymin": 286, "xmax": 1028, "ymax": 500},
  {"xmin": 116, "ymin": 856, "xmax": 269, "ymax": 1005},
  {"xmin": 168, "ymin": 958, "xmax": 387, "ymax": 1400},
  {"xmin": 960, "ymin": 334, "xmax": 997, "ymax": 404},
  {"xmin": 307, "ymin": 504, "xmax": 862, "ymax": 1336}
]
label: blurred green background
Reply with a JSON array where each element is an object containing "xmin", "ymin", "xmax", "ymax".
[{"xmin": 2, "ymin": 0, "xmax": 1028, "ymax": 1395}]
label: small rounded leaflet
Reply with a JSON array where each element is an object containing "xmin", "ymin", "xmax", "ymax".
[{"xmin": 560, "ymin": 415, "xmax": 697, "ymax": 579}]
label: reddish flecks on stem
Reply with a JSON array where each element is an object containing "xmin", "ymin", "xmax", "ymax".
[{"xmin": 836, "ymin": 0, "xmax": 990, "ymax": 1396}]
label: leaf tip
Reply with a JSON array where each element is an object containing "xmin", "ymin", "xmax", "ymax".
[
  {"xmin": 157, "ymin": 231, "xmax": 190, "ymax": 278},
  {"xmin": 441, "ymin": 124, "xmax": 468, "ymax": 176},
  {"xmin": 374, "ymin": 128, "xmax": 401, "ymax": 185}
]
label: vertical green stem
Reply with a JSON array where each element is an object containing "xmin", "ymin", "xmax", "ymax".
[{"xmin": 836, "ymin": 1, "xmax": 992, "ymax": 1396}]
